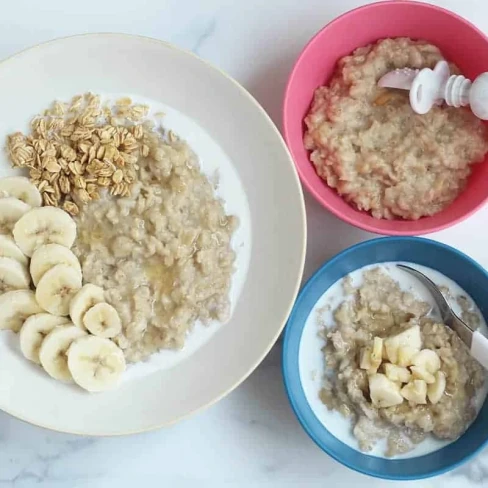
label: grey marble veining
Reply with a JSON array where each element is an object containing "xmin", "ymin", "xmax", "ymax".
[{"xmin": 0, "ymin": 0, "xmax": 487, "ymax": 486}]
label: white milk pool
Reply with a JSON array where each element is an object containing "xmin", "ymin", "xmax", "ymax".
[{"xmin": 299, "ymin": 262, "xmax": 488, "ymax": 459}]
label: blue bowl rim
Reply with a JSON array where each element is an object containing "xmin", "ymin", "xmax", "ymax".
[{"xmin": 282, "ymin": 236, "xmax": 488, "ymax": 480}]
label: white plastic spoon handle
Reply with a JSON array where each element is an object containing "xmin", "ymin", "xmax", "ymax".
[
  {"xmin": 409, "ymin": 61, "xmax": 450, "ymax": 114},
  {"xmin": 378, "ymin": 61, "xmax": 488, "ymax": 119},
  {"xmin": 470, "ymin": 330, "xmax": 488, "ymax": 370},
  {"xmin": 469, "ymin": 73, "xmax": 488, "ymax": 119}
]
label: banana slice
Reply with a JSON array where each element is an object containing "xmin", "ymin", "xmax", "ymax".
[
  {"xmin": 0, "ymin": 235, "xmax": 28, "ymax": 266},
  {"xmin": 39, "ymin": 325, "xmax": 87, "ymax": 381},
  {"xmin": 397, "ymin": 345, "xmax": 417, "ymax": 367},
  {"xmin": 83, "ymin": 302, "xmax": 122, "ymax": 338},
  {"xmin": 0, "ymin": 256, "xmax": 30, "ymax": 293},
  {"xmin": 36, "ymin": 264, "xmax": 82, "ymax": 316},
  {"xmin": 0, "ymin": 289, "xmax": 43, "ymax": 331},
  {"xmin": 410, "ymin": 366, "xmax": 436, "ymax": 384},
  {"xmin": 19, "ymin": 313, "xmax": 70, "ymax": 363},
  {"xmin": 401, "ymin": 379, "xmax": 427, "ymax": 404},
  {"xmin": 412, "ymin": 349, "xmax": 441, "ymax": 373},
  {"xmin": 370, "ymin": 337, "xmax": 383, "ymax": 373},
  {"xmin": 0, "ymin": 176, "xmax": 42, "ymax": 207},
  {"xmin": 0, "ymin": 197, "xmax": 31, "ymax": 235},
  {"xmin": 384, "ymin": 363, "xmax": 411, "ymax": 383},
  {"xmin": 13, "ymin": 207, "xmax": 76, "ymax": 257},
  {"xmin": 427, "ymin": 371, "xmax": 446, "ymax": 404},
  {"xmin": 359, "ymin": 347, "xmax": 373, "ymax": 370},
  {"xmin": 384, "ymin": 326, "xmax": 421, "ymax": 364},
  {"xmin": 69, "ymin": 284, "xmax": 106, "ymax": 329},
  {"xmin": 30, "ymin": 243, "xmax": 82, "ymax": 287},
  {"xmin": 368, "ymin": 373, "xmax": 404, "ymax": 408},
  {"xmin": 67, "ymin": 336, "xmax": 126, "ymax": 392}
]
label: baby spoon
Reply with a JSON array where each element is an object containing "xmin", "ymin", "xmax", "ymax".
[
  {"xmin": 397, "ymin": 264, "xmax": 488, "ymax": 370},
  {"xmin": 378, "ymin": 60, "xmax": 488, "ymax": 119}
]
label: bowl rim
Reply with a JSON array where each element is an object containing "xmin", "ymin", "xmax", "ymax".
[
  {"xmin": 282, "ymin": 236, "xmax": 488, "ymax": 480},
  {"xmin": 0, "ymin": 32, "xmax": 308, "ymax": 436},
  {"xmin": 282, "ymin": 0, "xmax": 488, "ymax": 236}
]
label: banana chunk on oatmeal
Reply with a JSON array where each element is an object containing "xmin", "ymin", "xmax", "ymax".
[{"xmin": 319, "ymin": 267, "xmax": 486, "ymax": 456}]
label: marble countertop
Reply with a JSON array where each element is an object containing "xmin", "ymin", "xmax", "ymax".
[{"xmin": 1, "ymin": 0, "xmax": 488, "ymax": 486}]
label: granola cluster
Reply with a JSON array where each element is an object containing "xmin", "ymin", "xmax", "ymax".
[{"xmin": 6, "ymin": 94, "xmax": 153, "ymax": 215}]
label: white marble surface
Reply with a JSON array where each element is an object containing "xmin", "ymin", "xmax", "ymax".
[{"xmin": 1, "ymin": 0, "xmax": 488, "ymax": 486}]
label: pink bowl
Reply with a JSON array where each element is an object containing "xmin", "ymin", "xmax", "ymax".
[{"xmin": 283, "ymin": 0, "xmax": 488, "ymax": 236}]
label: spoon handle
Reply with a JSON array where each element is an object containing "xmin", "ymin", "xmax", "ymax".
[
  {"xmin": 471, "ymin": 330, "xmax": 488, "ymax": 370},
  {"xmin": 378, "ymin": 60, "xmax": 488, "ymax": 119}
]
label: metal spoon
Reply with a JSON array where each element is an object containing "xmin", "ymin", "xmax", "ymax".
[{"xmin": 397, "ymin": 264, "xmax": 488, "ymax": 370}]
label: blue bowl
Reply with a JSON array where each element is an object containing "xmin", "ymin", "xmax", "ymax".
[{"xmin": 282, "ymin": 236, "xmax": 488, "ymax": 480}]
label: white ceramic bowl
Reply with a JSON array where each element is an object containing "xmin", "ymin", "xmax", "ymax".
[{"xmin": 0, "ymin": 34, "xmax": 306, "ymax": 435}]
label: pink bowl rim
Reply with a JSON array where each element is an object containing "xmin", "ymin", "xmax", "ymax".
[{"xmin": 282, "ymin": 0, "xmax": 488, "ymax": 236}]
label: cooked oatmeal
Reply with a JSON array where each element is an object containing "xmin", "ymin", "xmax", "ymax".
[
  {"xmin": 73, "ymin": 123, "xmax": 238, "ymax": 363},
  {"xmin": 304, "ymin": 37, "xmax": 488, "ymax": 220},
  {"xmin": 319, "ymin": 267, "xmax": 486, "ymax": 456}
]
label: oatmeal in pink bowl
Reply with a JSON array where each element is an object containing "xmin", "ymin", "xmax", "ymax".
[{"xmin": 283, "ymin": 1, "xmax": 488, "ymax": 235}]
